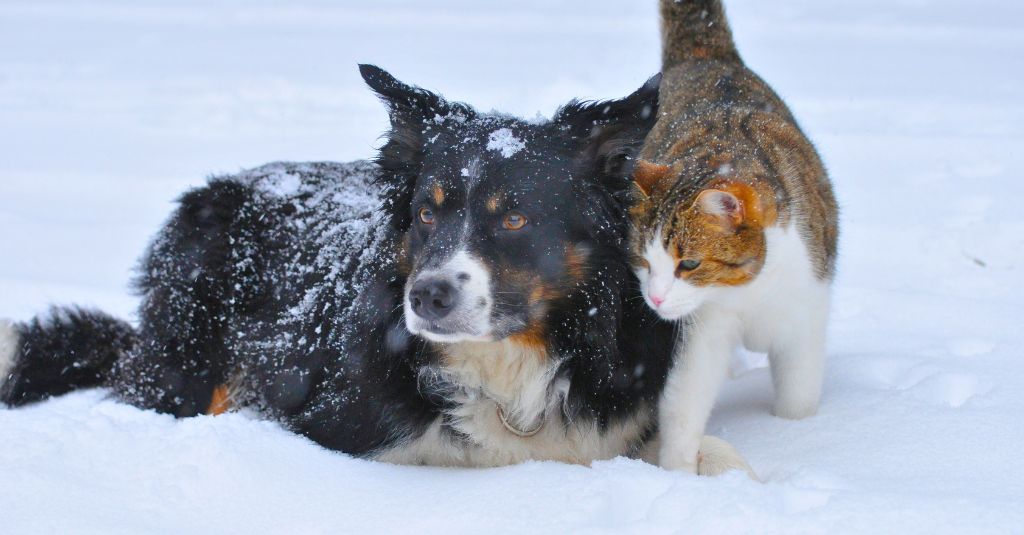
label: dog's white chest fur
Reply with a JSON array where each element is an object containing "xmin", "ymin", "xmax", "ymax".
[{"xmin": 373, "ymin": 339, "xmax": 651, "ymax": 467}]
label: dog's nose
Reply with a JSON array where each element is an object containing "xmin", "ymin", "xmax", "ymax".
[{"xmin": 410, "ymin": 279, "xmax": 456, "ymax": 320}]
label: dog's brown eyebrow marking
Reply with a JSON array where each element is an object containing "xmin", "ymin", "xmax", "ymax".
[
  {"xmin": 486, "ymin": 192, "xmax": 504, "ymax": 212},
  {"xmin": 432, "ymin": 183, "xmax": 445, "ymax": 205}
]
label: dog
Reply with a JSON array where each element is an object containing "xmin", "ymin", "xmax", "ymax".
[{"xmin": 0, "ymin": 65, "xmax": 753, "ymax": 474}]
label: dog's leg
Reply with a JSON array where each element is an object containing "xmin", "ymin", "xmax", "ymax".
[
  {"xmin": 112, "ymin": 304, "xmax": 229, "ymax": 418},
  {"xmin": 112, "ymin": 291, "xmax": 226, "ymax": 418},
  {"xmin": 112, "ymin": 181, "xmax": 252, "ymax": 417}
]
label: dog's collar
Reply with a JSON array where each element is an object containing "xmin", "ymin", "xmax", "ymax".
[{"xmin": 496, "ymin": 404, "xmax": 545, "ymax": 438}]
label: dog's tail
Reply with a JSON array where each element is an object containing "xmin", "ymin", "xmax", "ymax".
[
  {"xmin": 660, "ymin": 0, "xmax": 741, "ymax": 69},
  {"xmin": 0, "ymin": 307, "xmax": 135, "ymax": 407}
]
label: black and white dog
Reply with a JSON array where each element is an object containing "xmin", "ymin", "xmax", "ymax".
[{"xmin": 0, "ymin": 65, "xmax": 750, "ymax": 472}]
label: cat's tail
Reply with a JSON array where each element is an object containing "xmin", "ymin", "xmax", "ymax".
[
  {"xmin": 0, "ymin": 307, "xmax": 136, "ymax": 407},
  {"xmin": 660, "ymin": 0, "xmax": 741, "ymax": 69}
]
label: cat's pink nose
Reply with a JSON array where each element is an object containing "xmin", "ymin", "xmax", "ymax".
[{"xmin": 649, "ymin": 294, "xmax": 664, "ymax": 307}]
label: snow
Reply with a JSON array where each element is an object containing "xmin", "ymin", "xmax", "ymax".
[
  {"xmin": 486, "ymin": 127, "xmax": 526, "ymax": 158},
  {"xmin": 1, "ymin": 0, "xmax": 1024, "ymax": 533}
]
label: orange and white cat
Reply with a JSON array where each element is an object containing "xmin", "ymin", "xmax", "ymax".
[{"xmin": 630, "ymin": 0, "xmax": 839, "ymax": 473}]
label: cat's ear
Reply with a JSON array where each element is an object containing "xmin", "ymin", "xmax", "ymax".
[
  {"xmin": 696, "ymin": 183, "xmax": 771, "ymax": 229},
  {"xmin": 696, "ymin": 188, "xmax": 744, "ymax": 228},
  {"xmin": 633, "ymin": 160, "xmax": 674, "ymax": 197}
]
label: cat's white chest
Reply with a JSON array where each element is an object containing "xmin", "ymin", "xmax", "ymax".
[{"xmin": 714, "ymin": 224, "xmax": 828, "ymax": 352}]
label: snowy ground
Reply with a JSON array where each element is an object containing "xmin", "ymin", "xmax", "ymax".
[{"xmin": 2, "ymin": 1, "xmax": 1023, "ymax": 533}]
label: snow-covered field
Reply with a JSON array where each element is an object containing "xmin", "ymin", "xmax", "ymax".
[{"xmin": 2, "ymin": 1, "xmax": 1023, "ymax": 533}]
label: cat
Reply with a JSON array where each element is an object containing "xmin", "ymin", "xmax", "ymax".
[{"xmin": 629, "ymin": 0, "xmax": 839, "ymax": 473}]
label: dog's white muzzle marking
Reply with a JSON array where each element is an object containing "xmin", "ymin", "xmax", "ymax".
[{"xmin": 404, "ymin": 250, "xmax": 494, "ymax": 343}]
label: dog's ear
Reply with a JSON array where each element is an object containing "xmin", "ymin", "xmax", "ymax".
[
  {"xmin": 360, "ymin": 64, "xmax": 474, "ymax": 132},
  {"xmin": 555, "ymin": 73, "xmax": 661, "ymax": 191},
  {"xmin": 359, "ymin": 64, "xmax": 476, "ymax": 173},
  {"xmin": 359, "ymin": 64, "xmax": 476, "ymax": 229}
]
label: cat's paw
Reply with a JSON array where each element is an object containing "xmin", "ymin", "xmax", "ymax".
[
  {"xmin": 772, "ymin": 397, "xmax": 819, "ymax": 420},
  {"xmin": 697, "ymin": 435, "xmax": 759, "ymax": 480},
  {"xmin": 658, "ymin": 443, "xmax": 699, "ymax": 474}
]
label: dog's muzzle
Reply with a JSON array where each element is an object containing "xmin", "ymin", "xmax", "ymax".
[{"xmin": 404, "ymin": 250, "xmax": 494, "ymax": 343}]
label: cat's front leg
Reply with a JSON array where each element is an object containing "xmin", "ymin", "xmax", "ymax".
[{"xmin": 658, "ymin": 308, "xmax": 739, "ymax": 472}]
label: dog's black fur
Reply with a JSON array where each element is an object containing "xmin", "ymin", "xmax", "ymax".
[{"xmin": 1, "ymin": 66, "xmax": 678, "ymax": 464}]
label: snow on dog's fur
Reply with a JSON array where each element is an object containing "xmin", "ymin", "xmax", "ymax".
[
  {"xmin": 0, "ymin": 320, "xmax": 18, "ymax": 388},
  {"xmin": 0, "ymin": 65, "xmax": 752, "ymax": 476}
]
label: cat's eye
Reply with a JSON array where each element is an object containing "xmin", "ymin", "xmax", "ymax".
[
  {"xmin": 418, "ymin": 207, "xmax": 435, "ymax": 225},
  {"xmin": 502, "ymin": 211, "xmax": 528, "ymax": 231},
  {"xmin": 677, "ymin": 259, "xmax": 702, "ymax": 273}
]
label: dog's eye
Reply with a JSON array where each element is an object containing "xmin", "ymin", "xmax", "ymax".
[
  {"xmin": 418, "ymin": 207, "xmax": 435, "ymax": 225},
  {"xmin": 676, "ymin": 259, "xmax": 701, "ymax": 273},
  {"xmin": 502, "ymin": 211, "xmax": 527, "ymax": 231}
]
